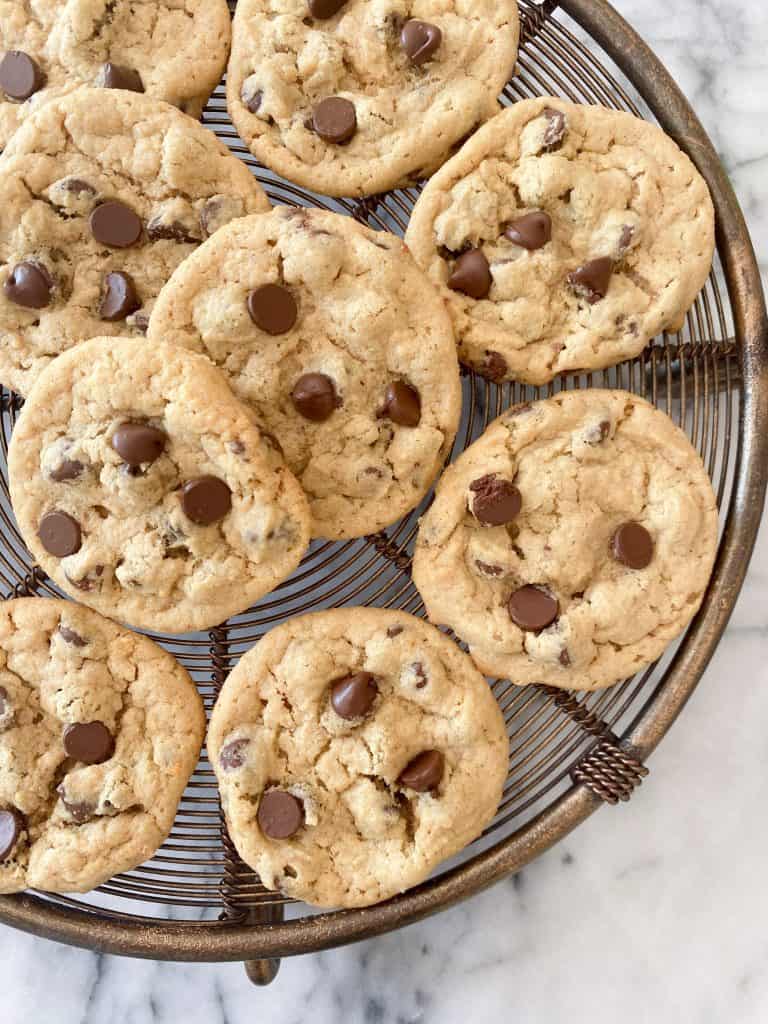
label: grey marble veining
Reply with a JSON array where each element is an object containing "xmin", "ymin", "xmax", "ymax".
[{"xmin": 2, "ymin": 2, "xmax": 767, "ymax": 1021}]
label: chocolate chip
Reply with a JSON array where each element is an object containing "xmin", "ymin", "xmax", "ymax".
[
  {"xmin": 559, "ymin": 648, "xmax": 571, "ymax": 667},
  {"xmin": 447, "ymin": 248, "xmax": 492, "ymax": 299},
  {"xmin": 247, "ymin": 284, "xmax": 298, "ymax": 335},
  {"xmin": 508, "ymin": 585, "xmax": 559, "ymax": 631},
  {"xmin": 618, "ymin": 225, "xmax": 635, "ymax": 256},
  {"xmin": 291, "ymin": 373, "xmax": 339, "ymax": 422},
  {"xmin": 0, "ymin": 51, "xmax": 45, "ymax": 101},
  {"xmin": 58, "ymin": 625, "xmax": 87, "ymax": 647},
  {"xmin": 63, "ymin": 721, "xmax": 114, "ymax": 764},
  {"xmin": 146, "ymin": 218, "xmax": 199, "ymax": 244},
  {"xmin": 219, "ymin": 738, "xmax": 250, "ymax": 770},
  {"xmin": 469, "ymin": 474, "xmax": 522, "ymax": 526},
  {"xmin": 307, "ymin": 0, "xmax": 346, "ymax": 17},
  {"xmin": 386, "ymin": 625, "xmax": 403, "ymax": 638},
  {"xmin": 330, "ymin": 672, "xmax": 378, "ymax": 720},
  {"xmin": 541, "ymin": 107, "xmax": 567, "ymax": 151},
  {"xmin": 90, "ymin": 201, "xmax": 143, "ymax": 248},
  {"xmin": 57, "ymin": 787, "xmax": 94, "ymax": 824},
  {"xmin": 112, "ymin": 422, "xmax": 167, "ymax": 466},
  {"xmin": 411, "ymin": 662, "xmax": 427, "ymax": 688},
  {"xmin": 61, "ymin": 178, "xmax": 96, "ymax": 198},
  {"xmin": 4, "ymin": 261, "xmax": 53, "ymax": 309},
  {"xmin": 505, "ymin": 211, "xmax": 552, "ymax": 251},
  {"xmin": 99, "ymin": 271, "xmax": 140, "ymax": 321},
  {"xmin": 181, "ymin": 476, "xmax": 232, "ymax": 525},
  {"xmin": 99, "ymin": 63, "xmax": 144, "ymax": 93},
  {"xmin": 50, "ymin": 457, "xmax": 84, "ymax": 482},
  {"xmin": 567, "ymin": 258, "xmax": 614, "ymax": 304},
  {"xmin": 479, "ymin": 350, "xmax": 508, "ymax": 382},
  {"xmin": 398, "ymin": 750, "xmax": 444, "ymax": 792},
  {"xmin": 379, "ymin": 381, "xmax": 421, "ymax": 427},
  {"xmin": 258, "ymin": 790, "xmax": 304, "ymax": 839},
  {"xmin": 0, "ymin": 809, "xmax": 24, "ymax": 860},
  {"xmin": 245, "ymin": 88, "xmax": 263, "ymax": 114},
  {"xmin": 312, "ymin": 97, "xmax": 357, "ymax": 144},
  {"xmin": 475, "ymin": 560, "xmax": 504, "ymax": 577},
  {"xmin": 612, "ymin": 522, "xmax": 654, "ymax": 569},
  {"xmin": 66, "ymin": 566, "xmax": 104, "ymax": 592},
  {"xmin": 401, "ymin": 20, "xmax": 442, "ymax": 66},
  {"xmin": 38, "ymin": 510, "xmax": 81, "ymax": 557}
]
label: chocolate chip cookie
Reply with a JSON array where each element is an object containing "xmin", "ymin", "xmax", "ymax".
[
  {"xmin": 208, "ymin": 607, "xmax": 508, "ymax": 908},
  {"xmin": 0, "ymin": 0, "xmax": 232, "ymax": 149},
  {"xmin": 413, "ymin": 390, "xmax": 719, "ymax": 691},
  {"xmin": 0, "ymin": 598, "xmax": 205, "ymax": 893},
  {"xmin": 226, "ymin": 0, "xmax": 520, "ymax": 197},
  {"xmin": 8, "ymin": 337, "xmax": 311, "ymax": 634},
  {"xmin": 0, "ymin": 87, "xmax": 269, "ymax": 396},
  {"xmin": 148, "ymin": 207, "xmax": 461, "ymax": 539},
  {"xmin": 404, "ymin": 98, "xmax": 716, "ymax": 384}
]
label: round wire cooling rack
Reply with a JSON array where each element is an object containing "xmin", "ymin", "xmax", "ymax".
[{"xmin": 0, "ymin": 0, "xmax": 765, "ymax": 985}]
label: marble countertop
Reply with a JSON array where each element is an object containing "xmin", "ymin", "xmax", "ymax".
[{"xmin": 3, "ymin": 2, "xmax": 767, "ymax": 1021}]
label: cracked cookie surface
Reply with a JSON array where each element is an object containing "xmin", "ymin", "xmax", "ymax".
[
  {"xmin": 0, "ymin": 0, "xmax": 232, "ymax": 149},
  {"xmin": 404, "ymin": 98, "xmax": 715, "ymax": 384},
  {"xmin": 0, "ymin": 87, "xmax": 269, "ymax": 396},
  {"xmin": 149, "ymin": 207, "xmax": 461, "ymax": 539},
  {"xmin": 0, "ymin": 598, "xmax": 205, "ymax": 893},
  {"xmin": 226, "ymin": 0, "xmax": 519, "ymax": 197},
  {"xmin": 413, "ymin": 390, "xmax": 719, "ymax": 691},
  {"xmin": 208, "ymin": 607, "xmax": 508, "ymax": 908},
  {"xmin": 8, "ymin": 336, "xmax": 311, "ymax": 634}
]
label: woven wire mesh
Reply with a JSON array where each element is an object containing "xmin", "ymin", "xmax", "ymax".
[{"xmin": 0, "ymin": 0, "xmax": 739, "ymax": 932}]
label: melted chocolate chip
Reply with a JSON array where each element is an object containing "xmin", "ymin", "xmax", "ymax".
[
  {"xmin": 291, "ymin": 373, "xmax": 339, "ymax": 422},
  {"xmin": 0, "ymin": 808, "xmax": 24, "ymax": 860},
  {"xmin": 479, "ymin": 350, "xmax": 508, "ymax": 382},
  {"xmin": 379, "ymin": 381, "xmax": 421, "ymax": 427},
  {"xmin": 99, "ymin": 63, "xmax": 144, "ymax": 93},
  {"xmin": 50, "ymin": 457, "xmax": 84, "ymax": 483},
  {"xmin": 541, "ymin": 107, "xmax": 567, "ymax": 151},
  {"xmin": 4, "ymin": 261, "xmax": 53, "ymax": 309},
  {"xmin": 258, "ymin": 790, "xmax": 304, "ymax": 839},
  {"xmin": 411, "ymin": 662, "xmax": 428, "ymax": 688},
  {"xmin": 386, "ymin": 625, "xmax": 404, "ymax": 638},
  {"xmin": 247, "ymin": 283, "xmax": 298, "ymax": 335},
  {"xmin": 312, "ymin": 97, "xmax": 357, "ymax": 144},
  {"xmin": 508, "ymin": 585, "xmax": 559, "ymax": 631},
  {"xmin": 612, "ymin": 522, "xmax": 654, "ymax": 569},
  {"xmin": 447, "ymin": 248, "xmax": 492, "ymax": 299},
  {"xmin": 181, "ymin": 476, "xmax": 232, "ymax": 526},
  {"xmin": 99, "ymin": 271, "xmax": 140, "ymax": 321},
  {"xmin": 58, "ymin": 625, "xmax": 87, "ymax": 647},
  {"xmin": 567, "ymin": 258, "xmax": 614, "ymax": 304},
  {"xmin": 475, "ymin": 560, "xmax": 504, "ymax": 577},
  {"xmin": 63, "ymin": 721, "xmax": 114, "ymax": 764},
  {"xmin": 38, "ymin": 510, "xmax": 81, "ymax": 557},
  {"xmin": 307, "ymin": 0, "xmax": 347, "ymax": 17},
  {"xmin": 146, "ymin": 218, "xmax": 199, "ymax": 244},
  {"xmin": 89, "ymin": 201, "xmax": 143, "ymax": 248},
  {"xmin": 0, "ymin": 51, "xmax": 45, "ymax": 101},
  {"xmin": 559, "ymin": 648, "xmax": 571, "ymax": 667},
  {"xmin": 330, "ymin": 672, "xmax": 378, "ymax": 719},
  {"xmin": 401, "ymin": 20, "xmax": 442, "ymax": 66},
  {"xmin": 112, "ymin": 422, "xmax": 167, "ymax": 466},
  {"xmin": 219, "ymin": 738, "xmax": 250, "ymax": 771},
  {"xmin": 57, "ymin": 787, "xmax": 94, "ymax": 824},
  {"xmin": 469, "ymin": 474, "xmax": 522, "ymax": 526},
  {"xmin": 505, "ymin": 211, "xmax": 552, "ymax": 250},
  {"xmin": 398, "ymin": 750, "xmax": 444, "ymax": 792}
]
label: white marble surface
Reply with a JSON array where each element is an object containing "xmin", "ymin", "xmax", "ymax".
[{"xmin": 2, "ymin": 2, "xmax": 767, "ymax": 1021}]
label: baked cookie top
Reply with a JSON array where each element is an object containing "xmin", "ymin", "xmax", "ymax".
[
  {"xmin": 0, "ymin": 87, "xmax": 268, "ymax": 396},
  {"xmin": 413, "ymin": 390, "xmax": 719, "ymax": 690},
  {"xmin": 0, "ymin": 598, "xmax": 205, "ymax": 894},
  {"xmin": 0, "ymin": 0, "xmax": 232, "ymax": 148},
  {"xmin": 8, "ymin": 337, "xmax": 311, "ymax": 634},
  {"xmin": 405, "ymin": 98, "xmax": 715, "ymax": 384},
  {"xmin": 149, "ymin": 207, "xmax": 461, "ymax": 540},
  {"xmin": 226, "ymin": 0, "xmax": 519, "ymax": 197},
  {"xmin": 208, "ymin": 607, "xmax": 508, "ymax": 908}
]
